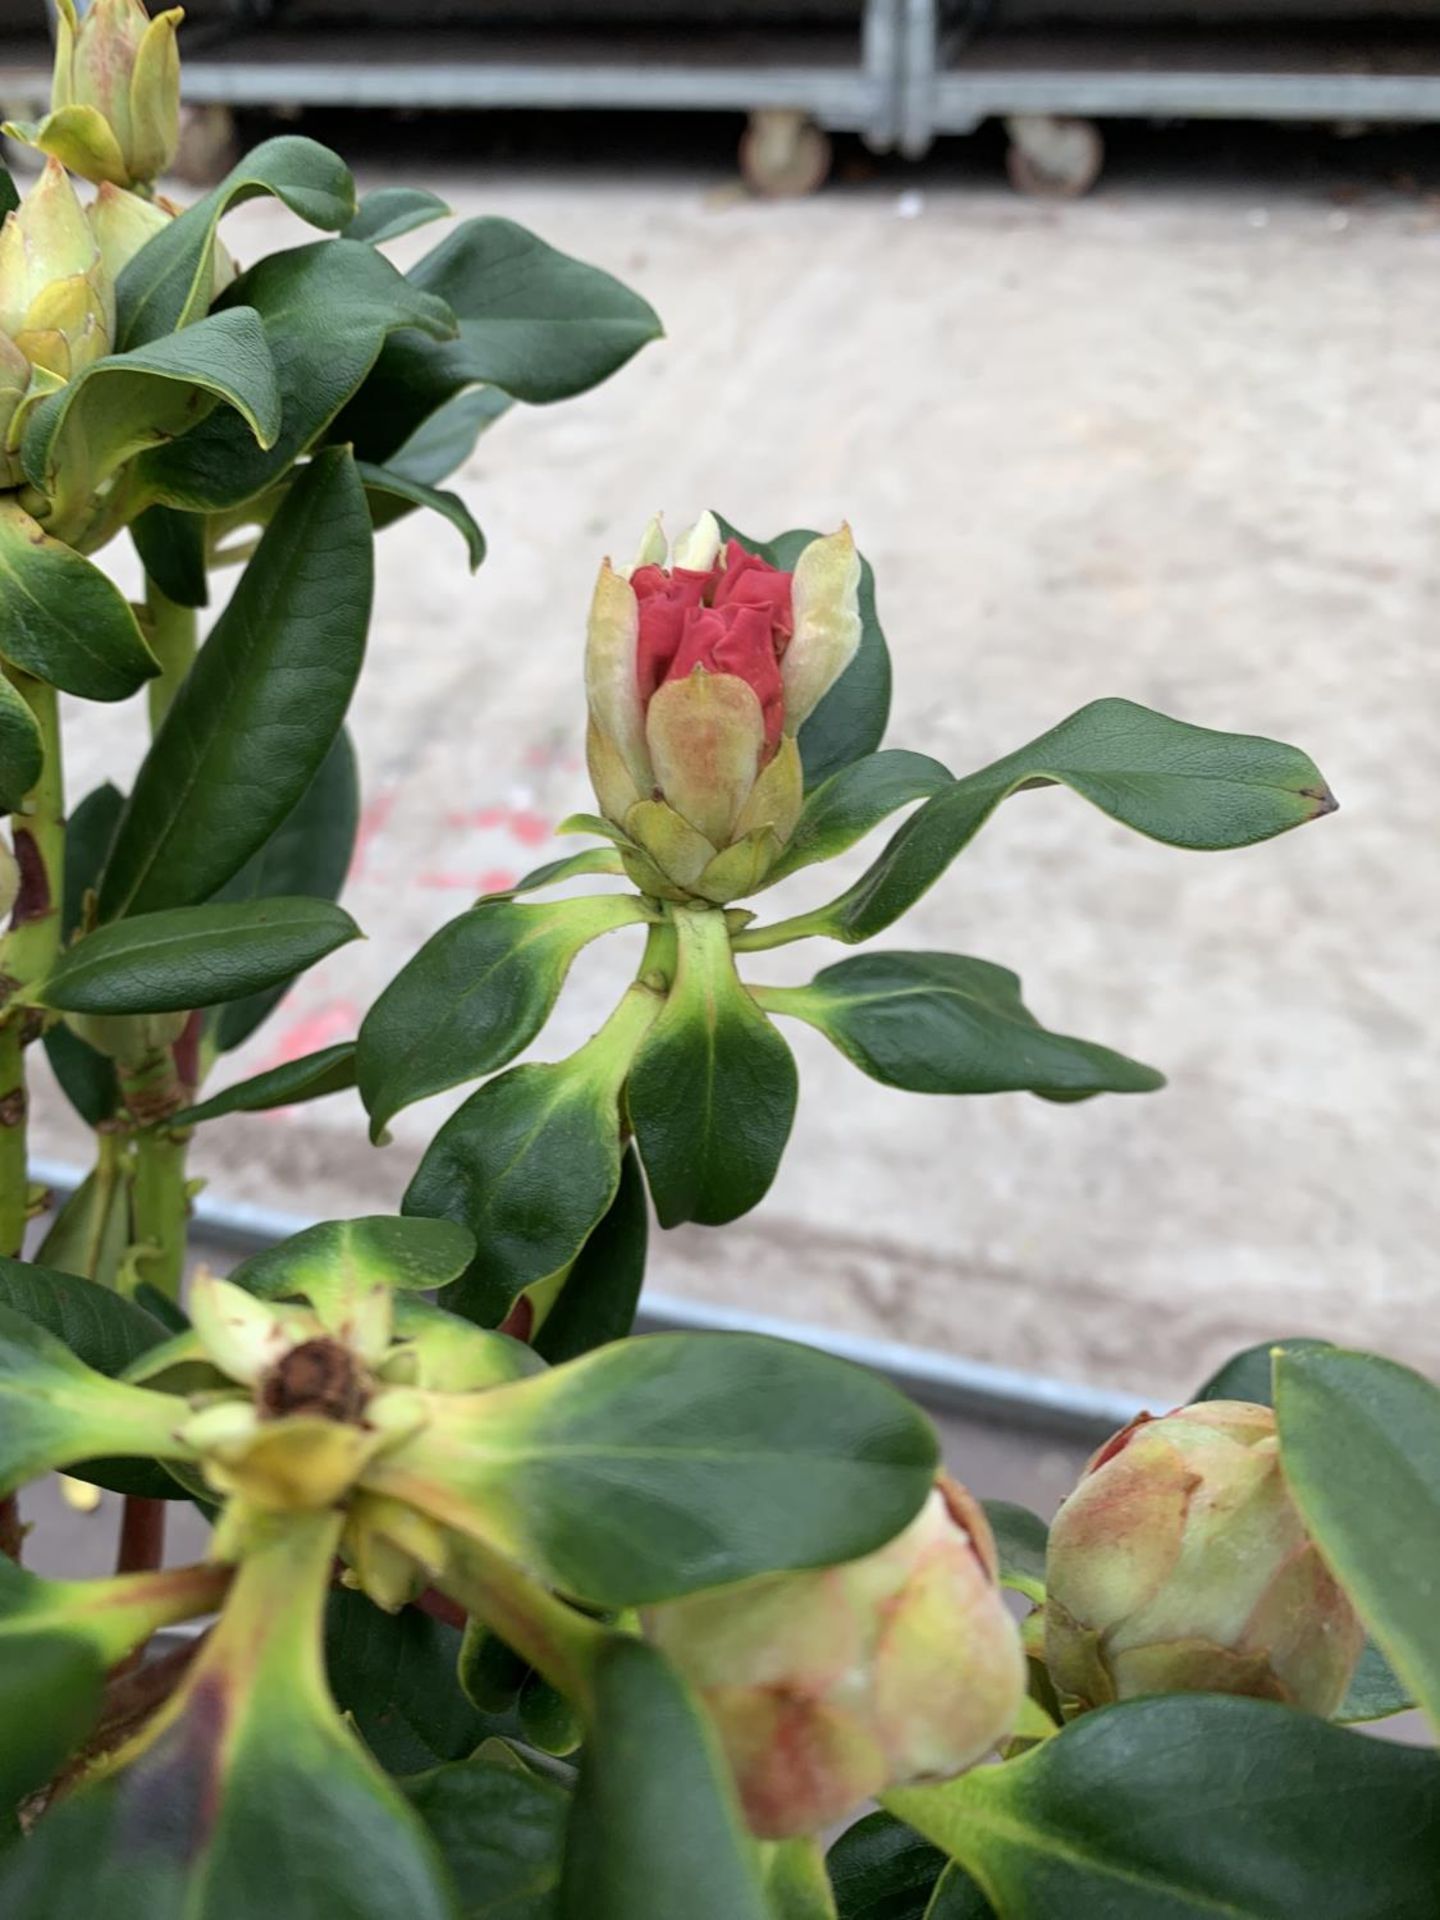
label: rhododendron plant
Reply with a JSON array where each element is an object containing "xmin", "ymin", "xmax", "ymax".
[{"xmin": 0, "ymin": 11, "xmax": 1436, "ymax": 1918}]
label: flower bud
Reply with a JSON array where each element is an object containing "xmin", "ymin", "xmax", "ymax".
[
  {"xmin": 45, "ymin": 0, "xmax": 183, "ymax": 189},
  {"xmin": 1044, "ymin": 1400, "xmax": 1364, "ymax": 1716},
  {"xmin": 0, "ymin": 158, "xmax": 114, "ymax": 381},
  {"xmin": 644, "ymin": 1481, "xmax": 1025, "ymax": 1838},
  {"xmin": 585, "ymin": 514, "xmax": 861, "ymax": 903},
  {"xmin": 0, "ymin": 332, "xmax": 28, "ymax": 489}
]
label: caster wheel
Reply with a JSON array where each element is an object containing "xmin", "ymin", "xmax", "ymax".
[
  {"xmin": 1004, "ymin": 115, "xmax": 1104, "ymax": 199},
  {"xmin": 173, "ymin": 103, "xmax": 240, "ymax": 187},
  {"xmin": 739, "ymin": 110, "xmax": 833, "ymax": 199}
]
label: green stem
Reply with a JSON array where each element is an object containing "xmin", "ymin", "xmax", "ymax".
[
  {"xmin": 127, "ymin": 1124, "xmax": 190, "ymax": 1302},
  {"xmin": 437, "ymin": 1532, "xmax": 607, "ymax": 1715},
  {"xmin": 0, "ymin": 1021, "xmax": 26, "ymax": 1259},
  {"xmin": 729, "ymin": 905, "xmax": 833, "ymax": 953},
  {"xmin": 636, "ymin": 917, "xmax": 678, "ymax": 992},
  {"xmin": 143, "ymin": 576, "xmax": 198, "ymax": 731}
]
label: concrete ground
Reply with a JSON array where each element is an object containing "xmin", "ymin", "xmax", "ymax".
[{"xmin": 31, "ymin": 112, "xmax": 1439, "ymax": 1409}]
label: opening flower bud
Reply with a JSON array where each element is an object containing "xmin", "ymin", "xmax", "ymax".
[
  {"xmin": 584, "ymin": 515, "xmax": 861, "ymax": 902},
  {"xmin": 88, "ymin": 182, "xmax": 237, "ymax": 298},
  {"xmin": 1044, "ymin": 1399, "xmax": 1364, "ymax": 1715},
  {"xmin": 643, "ymin": 1480, "xmax": 1025, "ymax": 1838},
  {"xmin": 38, "ymin": 0, "xmax": 183, "ymax": 189},
  {"xmin": 0, "ymin": 158, "xmax": 115, "ymax": 381}
]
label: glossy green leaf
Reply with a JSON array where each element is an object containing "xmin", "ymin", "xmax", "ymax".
[
  {"xmin": 1194, "ymin": 1335, "xmax": 1331, "ymax": 1405},
  {"xmin": 384, "ymin": 386, "xmax": 514, "ymax": 488},
  {"xmin": 766, "ymin": 751, "xmax": 952, "ymax": 886},
  {"xmin": 98, "ymin": 450, "xmax": 371, "ymax": 918},
  {"xmin": 359, "ymin": 894, "xmax": 650, "ymax": 1140},
  {"xmin": 0, "ymin": 1299, "xmax": 183, "ymax": 1494},
  {"xmin": 983, "ymin": 1501, "xmax": 1048, "ymax": 1604},
  {"xmin": 338, "ymin": 218, "xmax": 660, "ymax": 463},
  {"xmin": 827, "ymin": 1813, "xmax": 947, "ymax": 1920},
  {"xmin": 0, "ymin": 1253, "xmax": 166, "ymax": 1375},
  {"xmin": 134, "ymin": 241, "xmax": 455, "ymax": 514},
  {"xmin": 749, "ymin": 700, "xmax": 1337, "ymax": 948},
  {"xmin": 0, "ymin": 162, "xmax": 17, "ymax": 218},
  {"xmin": 629, "ymin": 905, "xmax": 797, "ymax": 1227},
  {"xmin": 213, "ymin": 727, "xmax": 360, "ymax": 1051},
  {"xmin": 1275, "ymin": 1345, "xmax": 1440, "ymax": 1732},
  {"xmin": 481, "ymin": 847, "xmax": 627, "ymax": 900},
  {"xmin": 887, "ymin": 1694, "xmax": 1440, "ymax": 1918},
  {"xmin": 757, "ymin": 952, "xmax": 1163, "ymax": 1102},
  {"xmin": 326, "ymin": 1587, "xmax": 489, "ymax": 1773},
  {"xmin": 116, "ymin": 134, "xmax": 357, "ymax": 347},
  {"xmin": 715, "ymin": 517, "xmax": 890, "ymax": 789},
  {"xmin": 130, "ymin": 504, "xmax": 209, "ymax": 608},
  {"xmin": 230, "ymin": 1216, "xmax": 476, "ymax": 1327},
  {"xmin": 532, "ymin": 1146, "xmax": 648, "ymax": 1364},
  {"xmin": 359, "ymin": 459, "xmax": 486, "ymax": 566},
  {"xmin": 0, "ymin": 498, "xmax": 157, "ymax": 701},
  {"xmin": 1335, "ymin": 1638, "xmax": 1416, "ymax": 1725},
  {"xmin": 0, "ymin": 1511, "xmax": 453, "ymax": 1920},
  {"xmin": 21, "ymin": 306, "xmax": 281, "ymax": 512},
  {"xmin": 0, "ymin": 1633, "xmax": 104, "ymax": 1818},
  {"xmin": 765, "ymin": 1838, "xmax": 839, "ymax": 1918},
  {"xmin": 371, "ymin": 1331, "xmax": 938, "ymax": 1608},
  {"xmin": 404, "ymin": 1748, "xmax": 568, "ymax": 1919},
  {"xmin": 172, "ymin": 1042, "xmax": 357, "ymax": 1128},
  {"xmin": 346, "ymin": 185, "xmax": 451, "ymax": 246},
  {"xmin": 0, "ymin": 674, "xmax": 42, "ymax": 814},
  {"xmin": 923, "ymin": 1868, "xmax": 993, "ymax": 1919},
  {"xmin": 559, "ymin": 1637, "xmax": 768, "ymax": 1920},
  {"xmin": 35, "ymin": 897, "xmax": 360, "ymax": 1015},
  {"xmin": 43, "ymin": 781, "xmax": 126, "ymax": 1128}
]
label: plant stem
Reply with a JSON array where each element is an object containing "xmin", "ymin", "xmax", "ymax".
[
  {"xmin": 729, "ymin": 905, "xmax": 833, "ymax": 953},
  {"xmin": 128, "ymin": 1124, "xmax": 190, "ymax": 1302},
  {"xmin": 437, "ymin": 1533, "xmax": 606, "ymax": 1715},
  {"xmin": 0, "ymin": 1493, "xmax": 22, "ymax": 1562},
  {"xmin": 116, "ymin": 1495, "xmax": 166, "ymax": 1576},
  {"xmin": 143, "ymin": 576, "xmax": 197, "ymax": 731},
  {"xmin": 0, "ymin": 1018, "xmax": 27, "ymax": 1259}
]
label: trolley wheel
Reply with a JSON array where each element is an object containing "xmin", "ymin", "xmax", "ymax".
[
  {"xmin": 739, "ymin": 110, "xmax": 833, "ymax": 199},
  {"xmin": 174, "ymin": 103, "xmax": 240, "ymax": 187},
  {"xmin": 1004, "ymin": 115, "xmax": 1104, "ymax": 199}
]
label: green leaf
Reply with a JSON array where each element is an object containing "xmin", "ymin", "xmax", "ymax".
[
  {"xmin": 1194, "ymin": 1335, "xmax": 1331, "ymax": 1405},
  {"xmin": 480, "ymin": 847, "xmax": 626, "ymax": 900},
  {"xmin": 405, "ymin": 1748, "xmax": 567, "ymax": 1920},
  {"xmin": 404, "ymin": 1047, "xmax": 630, "ymax": 1328},
  {"xmin": 213, "ymin": 727, "xmax": 360, "ymax": 1051},
  {"xmin": 888, "ymin": 1694, "xmax": 1440, "ymax": 1919},
  {"xmin": 559, "ymin": 1637, "xmax": 768, "ymax": 1920},
  {"xmin": 43, "ymin": 781, "xmax": 127, "ymax": 1128},
  {"xmin": 532, "ymin": 1146, "xmax": 647, "ymax": 1364},
  {"xmin": 983, "ymin": 1501, "xmax": 1048, "ymax": 1604},
  {"xmin": 1275, "ymin": 1345, "xmax": 1440, "ymax": 1732},
  {"xmin": 358, "ymin": 459, "xmax": 485, "ymax": 567},
  {"xmin": 230, "ymin": 1214, "xmax": 476, "ymax": 1309},
  {"xmin": 98, "ymin": 449, "xmax": 371, "ymax": 919},
  {"xmin": 923, "ymin": 1868, "xmax": 993, "ymax": 1919},
  {"xmin": 715, "ymin": 517, "xmax": 891, "ymax": 789},
  {"xmin": 0, "ymin": 162, "xmax": 17, "ymax": 219},
  {"xmin": 0, "ymin": 1253, "xmax": 165, "ymax": 1377},
  {"xmin": 0, "ymin": 1633, "xmax": 105, "ymax": 1819},
  {"xmin": 338, "ymin": 217, "xmax": 661, "ymax": 463},
  {"xmin": 346, "ymin": 186, "xmax": 451, "ymax": 246},
  {"xmin": 0, "ymin": 674, "xmax": 42, "ymax": 814},
  {"xmin": 827, "ymin": 1812, "xmax": 948, "ymax": 1920},
  {"xmin": 21, "ymin": 307, "xmax": 281, "ymax": 513},
  {"xmin": 757, "ymin": 952, "xmax": 1164, "ymax": 1101},
  {"xmin": 766, "ymin": 751, "xmax": 952, "ymax": 886},
  {"xmin": 359, "ymin": 894, "xmax": 650, "ymax": 1140},
  {"xmin": 1335, "ymin": 1638, "xmax": 1416, "ymax": 1725},
  {"xmin": 372, "ymin": 1331, "xmax": 938, "ymax": 1608},
  {"xmin": 130, "ymin": 504, "xmax": 209, "ymax": 609},
  {"xmin": 172, "ymin": 1042, "xmax": 357, "ymax": 1128},
  {"xmin": 765, "ymin": 1839, "xmax": 839, "ymax": 1919},
  {"xmin": 0, "ymin": 1298, "xmax": 182, "ymax": 1494},
  {"xmin": 760, "ymin": 700, "xmax": 1337, "ymax": 947},
  {"xmin": 116, "ymin": 134, "xmax": 357, "ymax": 347},
  {"xmin": 629, "ymin": 905, "xmax": 797, "ymax": 1227},
  {"xmin": 326, "ymin": 1587, "xmax": 488, "ymax": 1773},
  {"xmin": 0, "ymin": 497, "xmax": 157, "ymax": 701},
  {"xmin": 134, "ymin": 241, "xmax": 456, "ymax": 514},
  {"xmin": 385, "ymin": 386, "xmax": 514, "ymax": 488},
  {"xmin": 35, "ymin": 897, "xmax": 360, "ymax": 1015},
  {"xmin": 34, "ymin": 1160, "xmax": 131, "ymax": 1289}
]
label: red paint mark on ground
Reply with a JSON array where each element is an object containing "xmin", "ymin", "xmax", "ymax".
[
  {"xmin": 508, "ymin": 810, "xmax": 550, "ymax": 846},
  {"xmin": 349, "ymin": 790, "xmax": 398, "ymax": 883}
]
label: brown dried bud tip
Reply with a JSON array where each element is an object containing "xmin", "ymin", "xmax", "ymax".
[{"xmin": 257, "ymin": 1338, "xmax": 369, "ymax": 1425}]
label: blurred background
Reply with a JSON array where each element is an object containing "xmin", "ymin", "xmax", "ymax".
[{"xmin": 3, "ymin": 0, "xmax": 1436, "ymax": 1437}]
